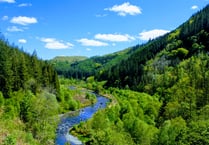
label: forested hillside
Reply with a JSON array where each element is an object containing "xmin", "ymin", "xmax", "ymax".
[
  {"xmin": 49, "ymin": 56, "xmax": 87, "ymax": 76},
  {"xmin": 97, "ymin": 4, "xmax": 209, "ymax": 90},
  {"xmin": 0, "ymin": 39, "xmax": 60, "ymax": 97},
  {"xmin": 0, "ymin": 36, "xmax": 60, "ymax": 144}
]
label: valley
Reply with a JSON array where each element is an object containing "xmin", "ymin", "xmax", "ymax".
[{"xmin": 0, "ymin": 3, "xmax": 209, "ymax": 145}]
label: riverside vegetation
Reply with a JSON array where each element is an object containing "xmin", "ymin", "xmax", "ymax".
[{"xmin": 0, "ymin": 4, "xmax": 209, "ymax": 145}]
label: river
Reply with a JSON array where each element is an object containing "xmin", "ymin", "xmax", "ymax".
[{"xmin": 55, "ymin": 94, "xmax": 109, "ymax": 145}]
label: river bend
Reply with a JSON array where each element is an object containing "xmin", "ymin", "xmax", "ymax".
[{"xmin": 56, "ymin": 95, "xmax": 109, "ymax": 145}]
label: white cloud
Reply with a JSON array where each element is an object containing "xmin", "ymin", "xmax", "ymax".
[
  {"xmin": 191, "ymin": 5, "xmax": 198, "ymax": 10},
  {"xmin": 7, "ymin": 26, "xmax": 23, "ymax": 32},
  {"xmin": 10, "ymin": 16, "xmax": 37, "ymax": 25},
  {"xmin": 139, "ymin": 29, "xmax": 170, "ymax": 41},
  {"xmin": 105, "ymin": 2, "xmax": 141, "ymax": 16},
  {"xmin": 2, "ymin": 16, "xmax": 9, "ymax": 21},
  {"xmin": 95, "ymin": 33, "xmax": 135, "ymax": 42},
  {"xmin": 18, "ymin": 3, "xmax": 32, "ymax": 7},
  {"xmin": 0, "ymin": 0, "xmax": 15, "ymax": 3},
  {"xmin": 77, "ymin": 38, "xmax": 108, "ymax": 47},
  {"xmin": 18, "ymin": 39, "xmax": 27, "ymax": 43},
  {"xmin": 41, "ymin": 38, "xmax": 74, "ymax": 49}
]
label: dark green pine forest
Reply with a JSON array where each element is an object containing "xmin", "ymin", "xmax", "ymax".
[{"xmin": 1, "ymin": 4, "xmax": 209, "ymax": 145}]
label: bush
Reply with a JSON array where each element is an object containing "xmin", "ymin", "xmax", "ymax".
[{"xmin": 3, "ymin": 135, "xmax": 16, "ymax": 145}]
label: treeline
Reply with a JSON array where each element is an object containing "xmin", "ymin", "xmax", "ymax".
[
  {"xmin": 0, "ymin": 38, "xmax": 60, "ymax": 98},
  {"xmin": 97, "ymin": 37, "xmax": 167, "ymax": 90}
]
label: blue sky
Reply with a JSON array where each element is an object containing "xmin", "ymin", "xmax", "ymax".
[{"xmin": 0, "ymin": 0, "xmax": 208, "ymax": 59}]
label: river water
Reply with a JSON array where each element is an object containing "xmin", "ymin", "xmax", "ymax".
[{"xmin": 55, "ymin": 95, "xmax": 109, "ymax": 145}]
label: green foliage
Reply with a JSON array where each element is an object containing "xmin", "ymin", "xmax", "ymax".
[
  {"xmin": 171, "ymin": 47, "xmax": 189, "ymax": 59},
  {"xmin": 72, "ymin": 88, "xmax": 161, "ymax": 144},
  {"xmin": 0, "ymin": 91, "xmax": 4, "ymax": 107},
  {"xmin": 19, "ymin": 91, "xmax": 34, "ymax": 122},
  {"xmin": 58, "ymin": 85, "xmax": 80, "ymax": 112},
  {"xmin": 3, "ymin": 105, "xmax": 16, "ymax": 119},
  {"xmin": 86, "ymin": 76, "xmax": 95, "ymax": 83},
  {"xmin": 3, "ymin": 135, "xmax": 16, "ymax": 145},
  {"xmin": 85, "ymin": 93, "xmax": 96, "ymax": 104},
  {"xmin": 157, "ymin": 117, "xmax": 187, "ymax": 145},
  {"xmin": 167, "ymin": 29, "xmax": 181, "ymax": 41},
  {"xmin": 132, "ymin": 119, "xmax": 158, "ymax": 145},
  {"xmin": 0, "ymin": 89, "xmax": 59, "ymax": 145},
  {"xmin": 185, "ymin": 120, "xmax": 209, "ymax": 145},
  {"xmin": 23, "ymin": 91, "xmax": 59, "ymax": 144},
  {"xmin": 67, "ymin": 99, "xmax": 78, "ymax": 111}
]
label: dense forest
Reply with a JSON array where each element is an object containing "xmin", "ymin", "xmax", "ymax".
[{"xmin": 0, "ymin": 39, "xmax": 60, "ymax": 97}]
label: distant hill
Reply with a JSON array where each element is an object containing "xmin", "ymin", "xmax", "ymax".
[
  {"xmin": 49, "ymin": 56, "xmax": 87, "ymax": 76},
  {"xmin": 51, "ymin": 56, "xmax": 87, "ymax": 64},
  {"xmin": 50, "ymin": 46, "xmax": 139, "ymax": 78}
]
